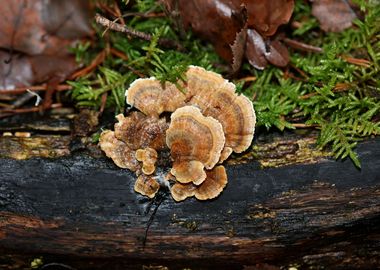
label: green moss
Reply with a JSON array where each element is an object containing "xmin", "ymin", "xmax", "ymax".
[{"xmin": 68, "ymin": 0, "xmax": 379, "ymax": 168}]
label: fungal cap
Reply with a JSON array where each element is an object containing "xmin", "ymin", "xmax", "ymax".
[
  {"xmin": 126, "ymin": 77, "xmax": 185, "ymax": 117},
  {"xmin": 171, "ymin": 160, "xmax": 206, "ymax": 185},
  {"xmin": 195, "ymin": 165, "xmax": 228, "ymax": 200},
  {"xmin": 98, "ymin": 130, "xmax": 139, "ymax": 171},
  {"xmin": 134, "ymin": 175, "xmax": 160, "ymax": 198},
  {"xmin": 170, "ymin": 165, "xmax": 228, "ymax": 201},
  {"xmin": 208, "ymin": 87, "xmax": 256, "ymax": 153},
  {"xmin": 185, "ymin": 66, "xmax": 229, "ymax": 99},
  {"xmin": 171, "ymin": 182, "xmax": 197, "ymax": 202},
  {"xmin": 166, "ymin": 105, "xmax": 225, "ymax": 184},
  {"xmin": 218, "ymin": 147, "xmax": 233, "ymax": 163},
  {"xmin": 135, "ymin": 147, "xmax": 158, "ymax": 175},
  {"xmin": 114, "ymin": 111, "xmax": 169, "ymax": 151},
  {"xmin": 185, "ymin": 66, "xmax": 256, "ymax": 157}
]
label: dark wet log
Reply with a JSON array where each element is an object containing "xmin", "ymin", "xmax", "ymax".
[{"xmin": 0, "ymin": 137, "xmax": 379, "ymax": 269}]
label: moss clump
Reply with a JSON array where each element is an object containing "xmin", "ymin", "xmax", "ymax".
[{"xmin": 69, "ymin": 0, "xmax": 379, "ymax": 168}]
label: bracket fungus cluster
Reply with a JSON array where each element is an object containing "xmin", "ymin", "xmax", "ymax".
[{"xmin": 99, "ymin": 66, "xmax": 256, "ymax": 201}]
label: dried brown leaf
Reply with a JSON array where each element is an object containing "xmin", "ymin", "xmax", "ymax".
[
  {"xmin": 243, "ymin": 0, "xmax": 294, "ymax": 37},
  {"xmin": 312, "ymin": 0, "xmax": 357, "ymax": 32},
  {"xmin": 231, "ymin": 25, "xmax": 248, "ymax": 74},
  {"xmin": 164, "ymin": 0, "xmax": 294, "ymax": 69},
  {"xmin": 265, "ymin": 40, "xmax": 289, "ymax": 67},
  {"xmin": 245, "ymin": 29, "xmax": 268, "ymax": 70}
]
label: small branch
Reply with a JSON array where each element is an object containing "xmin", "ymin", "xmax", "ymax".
[
  {"xmin": 341, "ymin": 55, "xmax": 371, "ymax": 67},
  {"xmin": 95, "ymin": 14, "xmax": 183, "ymax": 51},
  {"xmin": 299, "ymin": 83, "xmax": 352, "ymax": 100},
  {"xmin": 113, "ymin": 1, "xmax": 126, "ymax": 25},
  {"xmin": 291, "ymin": 123, "xmax": 319, "ymax": 128},
  {"xmin": 0, "ymin": 103, "xmax": 62, "ymax": 119},
  {"xmin": 110, "ymin": 48, "xmax": 129, "ymax": 61},
  {"xmin": 237, "ymin": 76, "xmax": 257, "ymax": 83},
  {"xmin": 0, "ymin": 85, "xmax": 72, "ymax": 95},
  {"xmin": 283, "ymin": 38, "xmax": 323, "ymax": 53},
  {"xmin": 1, "ymin": 103, "xmax": 62, "ymax": 113},
  {"xmin": 121, "ymin": 12, "xmax": 166, "ymax": 18},
  {"xmin": 70, "ymin": 50, "xmax": 107, "ymax": 79}
]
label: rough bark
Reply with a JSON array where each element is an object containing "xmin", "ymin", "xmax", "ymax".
[{"xmin": 0, "ymin": 129, "xmax": 379, "ymax": 269}]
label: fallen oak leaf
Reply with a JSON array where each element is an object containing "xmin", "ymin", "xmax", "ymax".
[
  {"xmin": 163, "ymin": 0, "xmax": 294, "ymax": 70},
  {"xmin": 312, "ymin": 0, "xmax": 357, "ymax": 32},
  {"xmin": 243, "ymin": 0, "xmax": 294, "ymax": 37}
]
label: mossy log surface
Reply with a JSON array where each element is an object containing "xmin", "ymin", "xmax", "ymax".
[{"xmin": 0, "ymin": 115, "xmax": 379, "ymax": 269}]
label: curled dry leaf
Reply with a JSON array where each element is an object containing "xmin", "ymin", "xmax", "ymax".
[
  {"xmin": 0, "ymin": 0, "xmax": 93, "ymax": 101},
  {"xmin": 312, "ymin": 0, "xmax": 357, "ymax": 32},
  {"xmin": 166, "ymin": 106, "xmax": 225, "ymax": 185},
  {"xmin": 245, "ymin": 29, "xmax": 290, "ymax": 70},
  {"xmin": 0, "ymin": 0, "xmax": 92, "ymax": 55},
  {"xmin": 171, "ymin": 166, "xmax": 228, "ymax": 201},
  {"xmin": 163, "ymin": 0, "xmax": 293, "ymax": 69},
  {"xmin": 243, "ymin": 0, "xmax": 294, "ymax": 37}
]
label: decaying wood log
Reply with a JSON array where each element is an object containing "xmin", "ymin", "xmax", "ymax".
[{"xmin": 0, "ymin": 119, "xmax": 379, "ymax": 269}]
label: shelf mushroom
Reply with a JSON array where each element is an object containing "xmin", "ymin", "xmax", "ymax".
[
  {"xmin": 134, "ymin": 174, "xmax": 160, "ymax": 199},
  {"xmin": 99, "ymin": 130, "xmax": 140, "ymax": 171},
  {"xmin": 166, "ymin": 106, "xmax": 225, "ymax": 185},
  {"xmin": 99, "ymin": 110, "xmax": 168, "ymax": 172},
  {"xmin": 171, "ymin": 165, "xmax": 228, "ymax": 201},
  {"xmin": 135, "ymin": 147, "xmax": 158, "ymax": 175},
  {"xmin": 184, "ymin": 66, "xmax": 256, "ymax": 162},
  {"xmin": 114, "ymin": 112, "xmax": 169, "ymax": 151},
  {"xmin": 126, "ymin": 78, "xmax": 186, "ymax": 117},
  {"xmin": 100, "ymin": 65, "xmax": 256, "ymax": 202}
]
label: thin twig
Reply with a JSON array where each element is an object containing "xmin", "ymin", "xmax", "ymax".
[
  {"xmin": 70, "ymin": 50, "xmax": 107, "ymax": 79},
  {"xmin": 0, "ymin": 103, "xmax": 62, "ymax": 114},
  {"xmin": 95, "ymin": 14, "xmax": 183, "ymax": 51},
  {"xmin": 341, "ymin": 55, "xmax": 371, "ymax": 67},
  {"xmin": 0, "ymin": 85, "xmax": 72, "ymax": 95},
  {"xmin": 110, "ymin": 48, "xmax": 129, "ymax": 61},
  {"xmin": 121, "ymin": 12, "xmax": 166, "ymax": 18},
  {"xmin": 283, "ymin": 38, "xmax": 323, "ymax": 53},
  {"xmin": 299, "ymin": 83, "xmax": 352, "ymax": 99},
  {"xmin": 291, "ymin": 123, "xmax": 319, "ymax": 128},
  {"xmin": 289, "ymin": 63, "xmax": 309, "ymax": 80},
  {"xmin": 237, "ymin": 76, "xmax": 257, "ymax": 83},
  {"xmin": 113, "ymin": 0, "xmax": 126, "ymax": 25}
]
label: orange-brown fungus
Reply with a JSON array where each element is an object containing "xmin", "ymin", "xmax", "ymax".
[
  {"xmin": 166, "ymin": 106, "xmax": 225, "ymax": 185},
  {"xmin": 134, "ymin": 174, "xmax": 160, "ymax": 198},
  {"xmin": 100, "ymin": 65, "xmax": 256, "ymax": 202},
  {"xmin": 171, "ymin": 165, "xmax": 227, "ymax": 201},
  {"xmin": 185, "ymin": 66, "xmax": 256, "ymax": 161},
  {"xmin": 99, "ymin": 130, "xmax": 140, "ymax": 171},
  {"xmin": 114, "ymin": 112, "xmax": 168, "ymax": 151},
  {"xmin": 135, "ymin": 147, "xmax": 158, "ymax": 175},
  {"xmin": 171, "ymin": 181, "xmax": 197, "ymax": 202},
  {"xmin": 183, "ymin": 65, "xmax": 227, "ymax": 100},
  {"xmin": 126, "ymin": 78, "xmax": 186, "ymax": 117}
]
